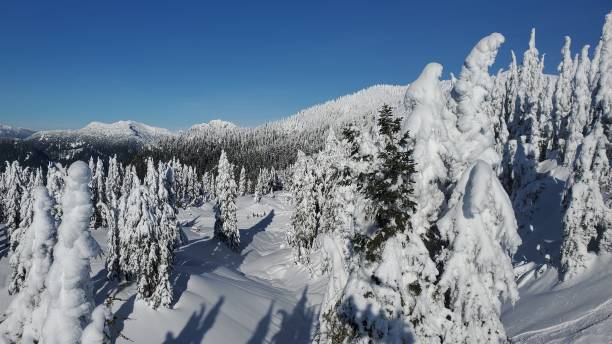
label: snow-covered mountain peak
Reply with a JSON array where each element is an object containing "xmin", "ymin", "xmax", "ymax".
[
  {"xmin": 189, "ymin": 119, "xmax": 238, "ymax": 131},
  {"xmin": 80, "ymin": 120, "xmax": 173, "ymax": 138},
  {"xmin": 0, "ymin": 123, "xmax": 36, "ymax": 139}
]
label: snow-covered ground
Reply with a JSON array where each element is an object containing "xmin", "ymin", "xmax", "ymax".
[
  {"xmin": 1, "ymin": 188, "xmax": 612, "ymax": 343},
  {"xmin": 1, "ymin": 194, "xmax": 325, "ymax": 343},
  {"xmin": 501, "ymin": 162, "xmax": 612, "ymax": 344}
]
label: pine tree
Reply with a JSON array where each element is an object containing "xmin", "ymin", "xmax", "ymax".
[
  {"xmin": 8, "ymin": 169, "xmax": 43, "ymax": 295},
  {"xmin": 46, "ymin": 162, "xmax": 66, "ymax": 221},
  {"xmin": 42, "ymin": 161, "xmax": 101, "ymax": 344},
  {"xmin": 287, "ymin": 151, "xmax": 319, "ymax": 264},
  {"xmin": 214, "ymin": 150, "xmax": 240, "ymax": 251},
  {"xmin": 238, "ymin": 166, "xmax": 246, "ymax": 196},
  {"xmin": 563, "ymin": 45, "xmax": 592, "ymax": 167},
  {"xmin": 0, "ymin": 187, "xmax": 57, "ymax": 342},
  {"xmin": 105, "ymin": 155, "xmax": 122, "ymax": 209},
  {"xmin": 437, "ymin": 161, "xmax": 521, "ymax": 342},
  {"xmin": 552, "ymin": 36, "xmax": 575, "ymax": 155},
  {"xmin": 323, "ymin": 105, "xmax": 420, "ymax": 343}
]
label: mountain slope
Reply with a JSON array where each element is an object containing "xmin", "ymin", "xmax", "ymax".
[{"xmin": 0, "ymin": 124, "xmax": 35, "ymax": 140}]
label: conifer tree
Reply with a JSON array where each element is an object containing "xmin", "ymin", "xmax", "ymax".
[
  {"xmin": 214, "ymin": 150, "xmax": 240, "ymax": 251},
  {"xmin": 42, "ymin": 161, "xmax": 101, "ymax": 344},
  {"xmin": 238, "ymin": 166, "xmax": 246, "ymax": 196},
  {"xmin": 0, "ymin": 186, "xmax": 57, "ymax": 342}
]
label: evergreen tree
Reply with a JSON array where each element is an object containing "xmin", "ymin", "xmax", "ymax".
[
  {"xmin": 238, "ymin": 166, "xmax": 246, "ymax": 196},
  {"xmin": 42, "ymin": 161, "xmax": 101, "ymax": 344},
  {"xmin": 552, "ymin": 36, "xmax": 575, "ymax": 155},
  {"xmin": 8, "ymin": 169, "xmax": 43, "ymax": 295},
  {"xmin": 563, "ymin": 45, "xmax": 592, "ymax": 167},
  {"xmin": 287, "ymin": 151, "xmax": 319, "ymax": 264},
  {"xmin": 0, "ymin": 187, "xmax": 57, "ymax": 342},
  {"xmin": 214, "ymin": 150, "xmax": 240, "ymax": 251}
]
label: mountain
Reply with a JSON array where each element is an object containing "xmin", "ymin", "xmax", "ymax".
[
  {"xmin": 30, "ymin": 120, "xmax": 173, "ymax": 144},
  {"xmin": 0, "ymin": 124, "xmax": 36, "ymax": 140}
]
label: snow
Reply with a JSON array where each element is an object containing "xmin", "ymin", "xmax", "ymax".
[
  {"xmin": 0, "ymin": 124, "xmax": 36, "ymax": 140},
  {"xmin": 0, "ymin": 194, "xmax": 321, "ymax": 343},
  {"xmin": 188, "ymin": 120, "xmax": 238, "ymax": 132},
  {"xmin": 30, "ymin": 120, "xmax": 173, "ymax": 143}
]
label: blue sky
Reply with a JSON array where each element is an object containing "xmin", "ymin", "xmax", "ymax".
[{"xmin": 0, "ymin": 0, "xmax": 609, "ymax": 131}]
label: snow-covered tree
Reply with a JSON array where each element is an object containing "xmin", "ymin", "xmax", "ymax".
[
  {"xmin": 238, "ymin": 166, "xmax": 246, "ymax": 196},
  {"xmin": 287, "ymin": 151, "xmax": 318, "ymax": 264},
  {"xmin": 214, "ymin": 150, "xmax": 240, "ymax": 251},
  {"xmin": 42, "ymin": 161, "xmax": 101, "ymax": 344},
  {"xmin": 8, "ymin": 169, "xmax": 43, "ymax": 295},
  {"xmin": 3, "ymin": 161, "xmax": 24, "ymax": 247},
  {"xmin": 437, "ymin": 161, "xmax": 521, "ymax": 342},
  {"xmin": 0, "ymin": 187, "xmax": 57, "ymax": 342},
  {"xmin": 46, "ymin": 162, "xmax": 66, "ymax": 221},
  {"xmin": 560, "ymin": 124, "xmax": 611, "ymax": 279},
  {"xmin": 105, "ymin": 155, "xmax": 122, "ymax": 209},
  {"xmin": 564, "ymin": 45, "xmax": 592, "ymax": 167},
  {"xmin": 552, "ymin": 36, "xmax": 575, "ymax": 155}
]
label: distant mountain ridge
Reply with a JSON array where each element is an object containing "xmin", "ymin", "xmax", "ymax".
[{"xmin": 0, "ymin": 124, "xmax": 36, "ymax": 140}]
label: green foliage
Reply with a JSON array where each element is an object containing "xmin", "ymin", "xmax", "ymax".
[{"xmin": 344, "ymin": 105, "xmax": 417, "ymax": 261}]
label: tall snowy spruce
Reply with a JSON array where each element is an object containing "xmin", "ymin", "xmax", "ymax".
[
  {"xmin": 287, "ymin": 150, "xmax": 319, "ymax": 264},
  {"xmin": 320, "ymin": 105, "xmax": 423, "ymax": 343},
  {"xmin": 560, "ymin": 12, "xmax": 612, "ymax": 280},
  {"xmin": 0, "ymin": 187, "xmax": 57, "ymax": 343},
  {"xmin": 8, "ymin": 168, "xmax": 43, "ymax": 295},
  {"xmin": 214, "ymin": 150, "xmax": 240, "ymax": 251},
  {"xmin": 42, "ymin": 161, "xmax": 102, "ymax": 344},
  {"xmin": 238, "ymin": 166, "xmax": 247, "ymax": 196}
]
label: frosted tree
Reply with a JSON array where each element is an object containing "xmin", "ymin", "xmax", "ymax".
[
  {"xmin": 552, "ymin": 36, "xmax": 575, "ymax": 155},
  {"xmin": 287, "ymin": 151, "xmax": 319, "ymax": 264},
  {"xmin": 214, "ymin": 150, "xmax": 240, "ymax": 250},
  {"xmin": 563, "ymin": 45, "xmax": 592, "ymax": 167},
  {"xmin": 4, "ymin": 161, "xmax": 23, "ymax": 246},
  {"xmin": 105, "ymin": 155, "xmax": 122, "ymax": 209},
  {"xmin": 561, "ymin": 12, "xmax": 612, "ymax": 279},
  {"xmin": 451, "ymin": 32, "xmax": 506, "ymax": 174},
  {"xmin": 560, "ymin": 124, "xmax": 611, "ymax": 279},
  {"xmin": 117, "ymin": 166, "xmax": 141, "ymax": 277},
  {"xmin": 592, "ymin": 11, "xmax": 612, "ymax": 140},
  {"xmin": 8, "ymin": 169, "xmax": 43, "ymax": 295},
  {"xmin": 254, "ymin": 170, "xmax": 263, "ymax": 203},
  {"xmin": 437, "ymin": 161, "xmax": 521, "ymax": 342},
  {"xmin": 42, "ymin": 161, "xmax": 102, "ymax": 344},
  {"xmin": 512, "ymin": 28, "xmax": 545, "ymax": 148},
  {"xmin": 46, "ymin": 162, "xmax": 66, "ymax": 221},
  {"xmin": 238, "ymin": 166, "xmax": 246, "ymax": 196},
  {"xmin": 0, "ymin": 187, "xmax": 56, "ymax": 343}
]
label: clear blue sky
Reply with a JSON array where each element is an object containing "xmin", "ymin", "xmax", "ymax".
[{"xmin": 0, "ymin": 0, "xmax": 609, "ymax": 131}]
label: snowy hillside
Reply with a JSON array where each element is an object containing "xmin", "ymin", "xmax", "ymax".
[{"xmin": 0, "ymin": 124, "xmax": 35, "ymax": 140}]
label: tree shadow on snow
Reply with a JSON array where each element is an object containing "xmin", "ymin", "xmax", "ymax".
[
  {"xmin": 241, "ymin": 210, "xmax": 274, "ymax": 250},
  {"xmin": 246, "ymin": 301, "xmax": 275, "ymax": 344},
  {"xmin": 270, "ymin": 288, "xmax": 315, "ymax": 344},
  {"xmin": 171, "ymin": 210, "xmax": 274, "ymax": 308},
  {"xmin": 111, "ymin": 294, "xmax": 136, "ymax": 344},
  {"xmin": 163, "ymin": 296, "xmax": 224, "ymax": 344},
  {"xmin": 513, "ymin": 173, "xmax": 565, "ymax": 266}
]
